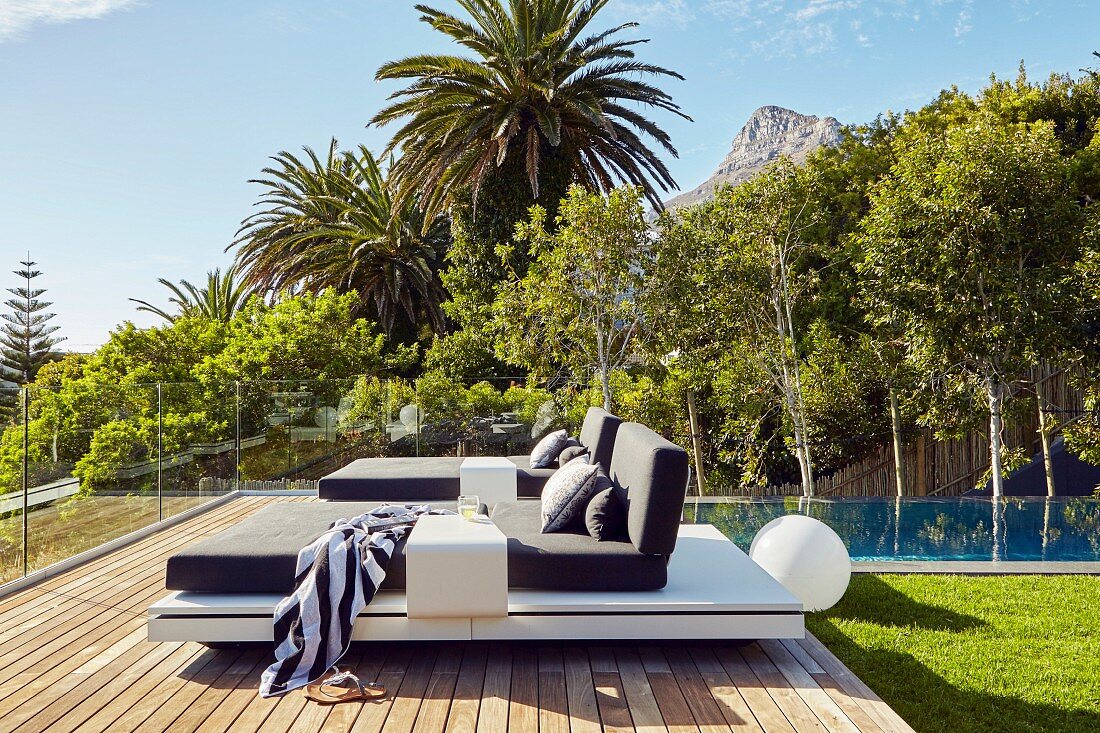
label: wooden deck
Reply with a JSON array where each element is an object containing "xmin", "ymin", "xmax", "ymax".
[{"xmin": 0, "ymin": 495, "xmax": 916, "ymax": 733}]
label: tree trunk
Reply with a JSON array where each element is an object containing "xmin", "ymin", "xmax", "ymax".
[
  {"xmin": 890, "ymin": 388, "xmax": 906, "ymax": 497},
  {"xmin": 598, "ymin": 367, "xmax": 612, "ymax": 412},
  {"xmin": 1035, "ymin": 376, "xmax": 1056, "ymax": 497},
  {"xmin": 986, "ymin": 378, "xmax": 1006, "ymax": 499},
  {"xmin": 775, "ymin": 321, "xmax": 814, "ymax": 496},
  {"xmin": 686, "ymin": 390, "xmax": 706, "ymax": 496}
]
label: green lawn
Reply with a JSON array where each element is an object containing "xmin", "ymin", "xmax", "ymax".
[{"xmin": 808, "ymin": 574, "xmax": 1100, "ymax": 733}]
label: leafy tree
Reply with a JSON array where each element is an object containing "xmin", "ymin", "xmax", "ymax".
[
  {"xmin": 231, "ymin": 141, "xmax": 449, "ymax": 339},
  {"xmin": 375, "ymin": 0, "xmax": 689, "ymax": 340},
  {"xmin": 652, "ymin": 160, "xmax": 823, "ymax": 496},
  {"xmin": 858, "ymin": 117, "xmax": 1088, "ymax": 498},
  {"xmin": 493, "ymin": 185, "xmax": 651, "ymax": 409},
  {"xmin": 372, "ymin": 0, "xmax": 690, "ymax": 222},
  {"xmin": 1, "ymin": 257, "xmax": 65, "ymax": 384},
  {"xmin": 129, "ymin": 264, "xmax": 251, "ymax": 323},
  {"xmin": 0, "ymin": 290, "xmax": 418, "ymax": 494},
  {"xmin": 422, "ymin": 330, "xmax": 513, "ymax": 381},
  {"xmin": 196, "ymin": 289, "xmax": 418, "ymax": 386}
]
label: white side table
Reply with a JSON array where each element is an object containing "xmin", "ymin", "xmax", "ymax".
[
  {"xmin": 460, "ymin": 456, "xmax": 518, "ymax": 508},
  {"xmin": 405, "ymin": 515, "xmax": 508, "ymax": 619}
]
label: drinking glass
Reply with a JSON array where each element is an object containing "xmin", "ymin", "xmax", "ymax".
[{"xmin": 458, "ymin": 495, "xmax": 479, "ymax": 520}]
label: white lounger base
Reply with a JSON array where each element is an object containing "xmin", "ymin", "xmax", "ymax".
[{"xmin": 148, "ymin": 525, "xmax": 805, "ymax": 642}]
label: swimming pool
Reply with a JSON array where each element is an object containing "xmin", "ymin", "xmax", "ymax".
[{"xmin": 684, "ymin": 497, "xmax": 1100, "ymax": 562}]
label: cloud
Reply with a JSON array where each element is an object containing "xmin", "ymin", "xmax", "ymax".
[
  {"xmin": 0, "ymin": 0, "xmax": 139, "ymax": 41},
  {"xmin": 613, "ymin": 0, "xmax": 696, "ymax": 28},
  {"xmin": 954, "ymin": 0, "xmax": 973, "ymax": 37},
  {"xmin": 793, "ymin": 0, "xmax": 859, "ymax": 23},
  {"xmin": 693, "ymin": 1, "xmax": 984, "ymax": 60}
]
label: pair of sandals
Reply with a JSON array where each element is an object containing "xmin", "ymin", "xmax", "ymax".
[{"xmin": 304, "ymin": 668, "xmax": 387, "ymax": 704}]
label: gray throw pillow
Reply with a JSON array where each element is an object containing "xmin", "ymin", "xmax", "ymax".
[
  {"xmin": 530, "ymin": 429, "xmax": 570, "ymax": 468},
  {"xmin": 540, "ymin": 461, "xmax": 601, "ymax": 533},
  {"xmin": 585, "ymin": 478, "xmax": 627, "ymax": 541},
  {"xmin": 558, "ymin": 444, "xmax": 590, "ymax": 468}
]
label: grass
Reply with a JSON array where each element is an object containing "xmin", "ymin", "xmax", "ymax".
[{"xmin": 808, "ymin": 574, "xmax": 1100, "ymax": 733}]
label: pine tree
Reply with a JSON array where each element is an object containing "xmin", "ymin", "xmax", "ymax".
[{"xmin": 1, "ymin": 256, "xmax": 65, "ymax": 389}]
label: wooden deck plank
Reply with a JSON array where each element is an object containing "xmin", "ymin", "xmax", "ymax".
[
  {"xmin": 757, "ymin": 640, "xmax": 862, "ymax": 733},
  {"xmin": 70, "ymin": 645, "xmax": 209, "ymax": 733},
  {"xmin": 538, "ymin": 647, "xmax": 570, "ymax": 733},
  {"xmin": 508, "ymin": 646, "xmax": 539, "ymax": 733},
  {"xmin": 615, "ymin": 647, "xmax": 668, "ymax": 733},
  {"xmin": 662, "ymin": 647, "xmax": 735, "ymax": 733},
  {"xmin": 443, "ymin": 644, "xmax": 487, "ymax": 733},
  {"xmin": 687, "ymin": 648, "xmax": 769, "ymax": 733},
  {"xmin": 193, "ymin": 651, "xmax": 282, "ymax": 733},
  {"xmin": 562, "ymin": 648, "xmax": 601, "ymax": 733},
  {"xmin": 411, "ymin": 645, "xmax": 462, "ymax": 733},
  {"xmin": 736, "ymin": 646, "xmax": 826, "ymax": 733},
  {"xmin": 638, "ymin": 646, "xmax": 699, "ymax": 733},
  {"xmin": 351, "ymin": 646, "xmax": 415, "ymax": 733},
  {"xmin": 710, "ymin": 647, "xmax": 798, "ymax": 733},
  {"xmin": 381, "ymin": 646, "xmax": 439, "ymax": 733},
  {"xmin": 475, "ymin": 645, "xmax": 510, "ymax": 733},
  {"xmin": 0, "ymin": 496, "xmax": 908, "ymax": 733},
  {"xmin": 795, "ymin": 636, "xmax": 916, "ymax": 733}
]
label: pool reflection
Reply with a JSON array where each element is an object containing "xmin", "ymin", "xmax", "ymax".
[{"xmin": 684, "ymin": 497, "xmax": 1100, "ymax": 561}]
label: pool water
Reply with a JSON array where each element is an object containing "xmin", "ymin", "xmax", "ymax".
[{"xmin": 684, "ymin": 497, "xmax": 1100, "ymax": 562}]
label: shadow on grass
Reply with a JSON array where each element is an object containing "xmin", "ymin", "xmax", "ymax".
[
  {"xmin": 811, "ymin": 618, "xmax": 1100, "ymax": 733},
  {"xmin": 821, "ymin": 574, "xmax": 987, "ymax": 632}
]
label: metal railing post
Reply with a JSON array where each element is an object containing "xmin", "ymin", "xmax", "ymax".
[
  {"xmin": 157, "ymin": 383, "xmax": 163, "ymax": 521},
  {"xmin": 21, "ymin": 387, "xmax": 29, "ymax": 578},
  {"xmin": 235, "ymin": 381, "xmax": 241, "ymax": 492}
]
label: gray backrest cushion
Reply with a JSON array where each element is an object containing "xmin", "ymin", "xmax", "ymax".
[
  {"xmin": 608, "ymin": 422, "xmax": 689, "ymax": 556},
  {"xmin": 578, "ymin": 407, "xmax": 622, "ymax": 471}
]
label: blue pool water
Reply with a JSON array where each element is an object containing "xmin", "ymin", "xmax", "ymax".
[{"xmin": 685, "ymin": 497, "xmax": 1100, "ymax": 562}]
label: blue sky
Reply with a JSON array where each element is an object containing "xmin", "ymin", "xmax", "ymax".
[{"xmin": 2, "ymin": 0, "xmax": 1098, "ymax": 349}]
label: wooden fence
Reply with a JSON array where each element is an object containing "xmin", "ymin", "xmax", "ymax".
[
  {"xmin": 714, "ymin": 366, "xmax": 1089, "ymax": 498},
  {"xmin": 198, "ymin": 477, "xmax": 320, "ymax": 493}
]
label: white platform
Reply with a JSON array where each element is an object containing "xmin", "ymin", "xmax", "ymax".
[
  {"xmin": 406, "ymin": 515, "xmax": 507, "ymax": 619},
  {"xmin": 147, "ymin": 525, "xmax": 804, "ymax": 642},
  {"xmin": 459, "ymin": 456, "xmax": 517, "ymax": 507}
]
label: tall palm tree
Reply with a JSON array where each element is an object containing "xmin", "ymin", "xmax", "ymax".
[
  {"xmin": 372, "ymin": 0, "xmax": 691, "ymax": 221},
  {"xmin": 130, "ymin": 264, "xmax": 251, "ymax": 323},
  {"xmin": 230, "ymin": 140, "xmax": 449, "ymax": 337}
]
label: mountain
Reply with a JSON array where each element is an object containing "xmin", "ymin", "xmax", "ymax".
[{"xmin": 664, "ymin": 105, "xmax": 843, "ymax": 210}]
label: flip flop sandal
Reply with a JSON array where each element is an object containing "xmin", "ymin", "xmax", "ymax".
[{"xmin": 304, "ymin": 668, "xmax": 386, "ymax": 704}]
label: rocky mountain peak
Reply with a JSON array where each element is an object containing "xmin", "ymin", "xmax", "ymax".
[{"xmin": 664, "ymin": 105, "xmax": 842, "ymax": 210}]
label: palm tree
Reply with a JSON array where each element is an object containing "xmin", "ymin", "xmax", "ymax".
[
  {"xmin": 371, "ymin": 0, "xmax": 691, "ymax": 222},
  {"xmin": 230, "ymin": 140, "xmax": 449, "ymax": 337},
  {"xmin": 130, "ymin": 264, "xmax": 251, "ymax": 323}
]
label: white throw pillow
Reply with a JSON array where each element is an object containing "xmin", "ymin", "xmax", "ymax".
[
  {"xmin": 540, "ymin": 461, "xmax": 601, "ymax": 533},
  {"xmin": 530, "ymin": 429, "xmax": 569, "ymax": 468}
]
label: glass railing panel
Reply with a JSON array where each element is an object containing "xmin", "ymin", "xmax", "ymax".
[
  {"xmin": 412, "ymin": 377, "xmax": 543, "ymax": 458},
  {"xmin": 25, "ymin": 382, "xmax": 161, "ymax": 574},
  {"xmin": 237, "ymin": 379, "xmax": 375, "ymax": 488},
  {"xmin": 159, "ymin": 381, "xmax": 236, "ymax": 518},
  {"xmin": 0, "ymin": 387, "xmax": 26, "ymax": 584}
]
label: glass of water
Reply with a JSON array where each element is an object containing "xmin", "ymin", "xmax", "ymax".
[{"xmin": 457, "ymin": 495, "xmax": 479, "ymax": 520}]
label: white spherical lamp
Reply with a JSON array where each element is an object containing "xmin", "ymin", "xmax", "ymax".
[{"xmin": 749, "ymin": 515, "xmax": 851, "ymax": 611}]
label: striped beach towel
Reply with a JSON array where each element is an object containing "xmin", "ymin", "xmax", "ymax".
[{"xmin": 259, "ymin": 504, "xmax": 449, "ymax": 697}]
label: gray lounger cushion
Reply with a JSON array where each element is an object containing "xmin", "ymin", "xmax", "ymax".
[
  {"xmin": 165, "ymin": 502, "xmax": 467, "ymax": 593},
  {"xmin": 578, "ymin": 407, "xmax": 622, "ymax": 471},
  {"xmin": 490, "ymin": 500, "xmax": 667, "ymax": 591},
  {"xmin": 315, "ymin": 409, "xmax": 622, "ymax": 502},
  {"xmin": 318, "ymin": 457, "xmax": 465, "ymax": 501},
  {"xmin": 608, "ymin": 423, "xmax": 689, "ymax": 556},
  {"xmin": 506, "ymin": 455, "xmax": 556, "ymax": 497}
]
